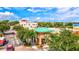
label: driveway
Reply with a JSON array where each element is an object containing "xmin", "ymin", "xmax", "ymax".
[{"xmin": 0, "ymin": 45, "xmax": 45, "ymax": 51}]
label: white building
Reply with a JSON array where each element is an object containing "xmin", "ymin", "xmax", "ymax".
[{"xmin": 19, "ymin": 19, "xmax": 38, "ymax": 29}]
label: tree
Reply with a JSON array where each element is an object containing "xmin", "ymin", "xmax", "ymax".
[
  {"xmin": 0, "ymin": 20, "xmax": 9, "ymax": 25},
  {"xmin": 64, "ymin": 22, "xmax": 73, "ymax": 28},
  {"xmin": 54, "ymin": 22, "xmax": 64, "ymax": 28},
  {"xmin": 17, "ymin": 28, "xmax": 28, "ymax": 44},
  {"xmin": 48, "ymin": 33, "xmax": 61, "ymax": 51},
  {"xmin": 48, "ymin": 29, "xmax": 79, "ymax": 51},
  {"xmin": 13, "ymin": 25, "xmax": 36, "ymax": 46},
  {"xmin": 17, "ymin": 28, "xmax": 36, "ymax": 46},
  {"xmin": 29, "ymin": 29, "xmax": 37, "ymax": 39},
  {"xmin": 13, "ymin": 25, "xmax": 24, "ymax": 31},
  {"xmin": 0, "ymin": 24, "xmax": 10, "ymax": 32},
  {"xmin": 9, "ymin": 21, "xmax": 19, "ymax": 26},
  {"xmin": 38, "ymin": 22, "xmax": 54, "ymax": 27}
]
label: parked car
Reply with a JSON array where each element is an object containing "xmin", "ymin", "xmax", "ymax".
[
  {"xmin": 6, "ymin": 44, "xmax": 15, "ymax": 51},
  {"xmin": 0, "ymin": 37, "xmax": 6, "ymax": 46}
]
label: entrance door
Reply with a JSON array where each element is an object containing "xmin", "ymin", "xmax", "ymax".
[
  {"xmin": 36, "ymin": 38, "xmax": 39, "ymax": 45},
  {"xmin": 42, "ymin": 39, "xmax": 45, "ymax": 45}
]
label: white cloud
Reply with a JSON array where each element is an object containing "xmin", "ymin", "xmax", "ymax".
[
  {"xmin": 0, "ymin": 11, "xmax": 19, "ymax": 20},
  {"xmin": 21, "ymin": 18, "xmax": 27, "ymax": 20},
  {"xmin": 53, "ymin": 7, "xmax": 79, "ymax": 21},
  {"xmin": 26, "ymin": 7, "xmax": 79, "ymax": 22},
  {"xmin": 27, "ymin": 7, "xmax": 53, "ymax": 13},
  {"xmin": 44, "ymin": 7, "xmax": 53, "ymax": 10},
  {"xmin": 36, "ymin": 17, "xmax": 40, "ymax": 20},
  {"xmin": 0, "ymin": 11, "xmax": 14, "ymax": 15},
  {"xmin": 27, "ymin": 8, "xmax": 41, "ymax": 13},
  {"xmin": 57, "ymin": 7, "xmax": 70, "ymax": 12}
]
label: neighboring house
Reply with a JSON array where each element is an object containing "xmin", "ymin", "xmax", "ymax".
[
  {"xmin": 4, "ymin": 30, "xmax": 16, "ymax": 40},
  {"xmin": 73, "ymin": 22, "xmax": 79, "ymax": 35},
  {"xmin": 19, "ymin": 19, "xmax": 38, "ymax": 29}
]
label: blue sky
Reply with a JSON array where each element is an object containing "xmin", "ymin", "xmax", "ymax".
[{"xmin": 0, "ymin": 7, "xmax": 79, "ymax": 22}]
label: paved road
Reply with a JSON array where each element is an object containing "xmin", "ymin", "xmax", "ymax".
[
  {"xmin": 0, "ymin": 45, "xmax": 45, "ymax": 51},
  {"xmin": 0, "ymin": 37, "xmax": 48, "ymax": 51},
  {"xmin": 0, "ymin": 38, "xmax": 48, "ymax": 51}
]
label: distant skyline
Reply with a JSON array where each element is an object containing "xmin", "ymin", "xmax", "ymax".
[{"xmin": 0, "ymin": 7, "xmax": 79, "ymax": 22}]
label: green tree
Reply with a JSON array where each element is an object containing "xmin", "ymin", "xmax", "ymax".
[
  {"xmin": 0, "ymin": 24, "xmax": 10, "ymax": 32},
  {"xmin": 13, "ymin": 25, "xmax": 36, "ymax": 46},
  {"xmin": 17, "ymin": 28, "xmax": 28, "ymax": 44},
  {"xmin": 64, "ymin": 22, "xmax": 73, "ymax": 28},
  {"xmin": 28, "ymin": 29, "xmax": 37, "ymax": 39},
  {"xmin": 54, "ymin": 22, "xmax": 64, "ymax": 28},
  {"xmin": 13, "ymin": 25, "xmax": 24, "ymax": 31},
  {"xmin": 17, "ymin": 28, "xmax": 36, "ymax": 46},
  {"xmin": 0, "ymin": 20, "xmax": 9, "ymax": 25},
  {"xmin": 48, "ymin": 33, "xmax": 61, "ymax": 50},
  {"xmin": 9, "ymin": 21, "xmax": 19, "ymax": 26},
  {"xmin": 48, "ymin": 29, "xmax": 79, "ymax": 51},
  {"xmin": 38, "ymin": 22, "xmax": 54, "ymax": 27}
]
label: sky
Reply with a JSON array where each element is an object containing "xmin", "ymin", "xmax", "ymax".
[{"xmin": 0, "ymin": 7, "xmax": 79, "ymax": 22}]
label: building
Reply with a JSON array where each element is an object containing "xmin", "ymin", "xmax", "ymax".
[
  {"xmin": 73, "ymin": 22, "xmax": 79, "ymax": 35},
  {"xmin": 19, "ymin": 19, "xmax": 38, "ymax": 29},
  {"xmin": 35, "ymin": 27, "xmax": 52, "ymax": 47},
  {"xmin": 4, "ymin": 30, "xmax": 16, "ymax": 40}
]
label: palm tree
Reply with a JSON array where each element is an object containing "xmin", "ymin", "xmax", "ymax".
[
  {"xmin": 28, "ymin": 29, "xmax": 37, "ymax": 45},
  {"xmin": 15, "ymin": 26, "xmax": 37, "ymax": 46}
]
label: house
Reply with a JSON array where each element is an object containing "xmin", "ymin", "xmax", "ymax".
[
  {"xmin": 73, "ymin": 22, "xmax": 79, "ymax": 35},
  {"xmin": 35, "ymin": 27, "xmax": 52, "ymax": 47},
  {"xmin": 4, "ymin": 30, "xmax": 16, "ymax": 40},
  {"xmin": 19, "ymin": 19, "xmax": 38, "ymax": 29}
]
